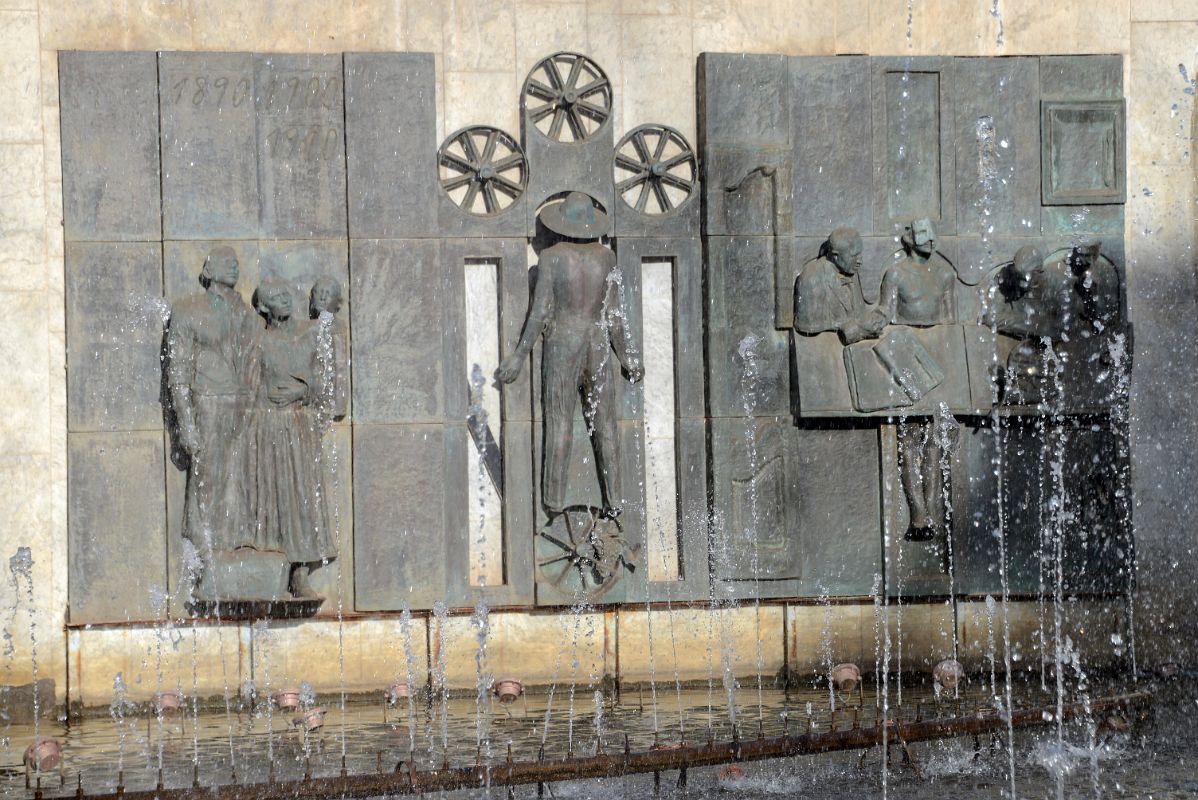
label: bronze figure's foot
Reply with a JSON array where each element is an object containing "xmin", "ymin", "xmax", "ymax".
[
  {"xmin": 905, "ymin": 524, "xmax": 935, "ymax": 542},
  {"xmin": 289, "ymin": 565, "xmax": 320, "ymax": 600}
]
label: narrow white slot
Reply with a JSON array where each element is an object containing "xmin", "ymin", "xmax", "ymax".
[
  {"xmin": 641, "ymin": 258, "xmax": 680, "ymax": 582},
  {"xmin": 465, "ymin": 258, "xmax": 504, "ymax": 586}
]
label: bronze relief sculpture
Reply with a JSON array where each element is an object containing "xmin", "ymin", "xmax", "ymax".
[
  {"xmin": 253, "ymin": 280, "xmax": 336, "ymax": 600},
  {"xmin": 166, "ymin": 248, "xmax": 342, "ymax": 615},
  {"xmin": 496, "ymin": 191, "xmax": 642, "ymax": 599},
  {"xmin": 166, "ymin": 247, "xmax": 266, "ymax": 596}
]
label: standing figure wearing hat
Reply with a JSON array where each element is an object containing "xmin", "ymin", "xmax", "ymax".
[{"xmin": 496, "ymin": 192, "xmax": 643, "ymax": 524}]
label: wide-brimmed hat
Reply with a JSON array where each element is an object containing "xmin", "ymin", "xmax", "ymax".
[{"xmin": 538, "ymin": 192, "xmax": 610, "ymax": 239}]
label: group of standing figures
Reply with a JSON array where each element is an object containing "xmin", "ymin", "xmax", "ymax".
[{"xmin": 166, "ymin": 246, "xmax": 347, "ymax": 601}]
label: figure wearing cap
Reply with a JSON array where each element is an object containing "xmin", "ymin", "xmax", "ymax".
[{"xmin": 496, "ymin": 192, "xmax": 643, "ymax": 523}]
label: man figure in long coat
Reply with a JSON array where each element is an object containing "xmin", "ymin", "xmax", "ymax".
[
  {"xmin": 167, "ymin": 246, "xmax": 263, "ymax": 569},
  {"xmin": 495, "ymin": 192, "xmax": 642, "ymax": 524}
]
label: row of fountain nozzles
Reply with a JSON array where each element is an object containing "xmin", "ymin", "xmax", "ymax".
[
  {"xmin": 829, "ymin": 659, "xmax": 964, "ymax": 693},
  {"xmin": 385, "ymin": 677, "xmax": 524, "ymax": 705}
]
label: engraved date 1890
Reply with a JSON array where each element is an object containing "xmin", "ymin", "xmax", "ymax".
[{"xmin": 169, "ymin": 75, "xmax": 252, "ymax": 108}]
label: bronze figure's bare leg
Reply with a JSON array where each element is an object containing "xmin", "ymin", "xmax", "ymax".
[{"xmin": 899, "ymin": 422, "xmax": 933, "ymax": 541}]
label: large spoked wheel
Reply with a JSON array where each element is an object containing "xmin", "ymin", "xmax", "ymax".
[
  {"xmin": 613, "ymin": 124, "xmax": 697, "ymax": 215},
  {"xmin": 437, "ymin": 126, "xmax": 527, "ymax": 216},
  {"xmin": 522, "ymin": 52, "xmax": 612, "ymax": 143}
]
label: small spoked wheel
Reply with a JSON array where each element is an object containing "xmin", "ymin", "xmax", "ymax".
[
  {"xmin": 437, "ymin": 126, "xmax": 527, "ymax": 216},
  {"xmin": 522, "ymin": 52, "xmax": 612, "ymax": 143},
  {"xmin": 535, "ymin": 506, "xmax": 633, "ymax": 600},
  {"xmin": 613, "ymin": 124, "xmax": 697, "ymax": 215}
]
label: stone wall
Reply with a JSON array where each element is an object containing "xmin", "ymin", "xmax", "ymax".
[{"xmin": 1, "ymin": 0, "xmax": 1195, "ymax": 706}]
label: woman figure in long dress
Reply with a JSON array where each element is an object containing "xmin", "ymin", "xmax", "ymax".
[{"xmin": 253, "ymin": 281, "xmax": 336, "ymax": 599}]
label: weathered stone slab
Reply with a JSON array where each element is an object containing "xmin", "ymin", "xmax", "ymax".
[
  {"xmin": 710, "ymin": 417, "xmax": 797, "ymax": 582},
  {"xmin": 65, "ymin": 241, "xmax": 165, "ymax": 432},
  {"xmin": 952, "ymin": 57, "xmax": 1040, "ymax": 236},
  {"xmin": 793, "ymin": 425, "xmax": 881, "ymax": 596},
  {"xmin": 1041, "ymin": 205, "xmax": 1124, "ymax": 236},
  {"xmin": 698, "ymin": 53, "xmax": 791, "ymax": 237},
  {"xmin": 1040, "ymin": 55, "xmax": 1123, "ymax": 100},
  {"xmin": 790, "ymin": 56, "xmax": 872, "ymax": 237},
  {"xmin": 159, "ymin": 52, "xmax": 259, "ymax": 239},
  {"xmin": 349, "ymin": 239, "xmax": 444, "ymax": 424},
  {"xmin": 353, "ymin": 423, "xmax": 448, "ymax": 611},
  {"xmin": 706, "ymin": 236, "xmax": 791, "ymax": 419},
  {"xmin": 698, "ymin": 53, "xmax": 790, "ymax": 149},
  {"xmin": 68, "ymin": 431, "xmax": 166, "ymax": 623},
  {"xmin": 254, "ymin": 54, "xmax": 347, "ymax": 238},
  {"xmin": 871, "ymin": 57, "xmax": 956, "ymax": 235},
  {"xmin": 345, "ymin": 53, "xmax": 439, "ymax": 238},
  {"xmin": 960, "ymin": 417, "xmax": 1131, "ymax": 597},
  {"xmin": 0, "ymin": 679, "xmax": 55, "ymax": 724},
  {"xmin": 59, "ymin": 51, "xmax": 161, "ymax": 242}
]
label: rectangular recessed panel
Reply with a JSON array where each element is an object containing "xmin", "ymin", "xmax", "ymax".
[
  {"xmin": 344, "ymin": 53, "xmax": 439, "ymax": 238},
  {"xmin": 255, "ymin": 54, "xmax": 347, "ymax": 238},
  {"xmin": 349, "ymin": 239, "xmax": 444, "ymax": 423},
  {"xmin": 353, "ymin": 424, "xmax": 447, "ymax": 610},
  {"xmin": 884, "ymin": 71, "xmax": 941, "ymax": 223},
  {"xmin": 464, "ymin": 258, "xmax": 504, "ymax": 587},
  {"xmin": 65, "ymin": 242, "xmax": 165, "ymax": 432},
  {"xmin": 953, "ymin": 57, "xmax": 1040, "ymax": 236},
  {"xmin": 159, "ymin": 52, "xmax": 259, "ymax": 239},
  {"xmin": 791, "ymin": 56, "xmax": 872, "ymax": 236},
  {"xmin": 1041, "ymin": 100, "xmax": 1126, "ymax": 205},
  {"xmin": 59, "ymin": 51, "xmax": 161, "ymax": 241},
  {"xmin": 641, "ymin": 259, "xmax": 679, "ymax": 582},
  {"xmin": 69, "ymin": 431, "xmax": 166, "ymax": 623}
]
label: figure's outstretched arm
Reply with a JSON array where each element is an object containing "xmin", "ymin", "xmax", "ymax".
[{"xmin": 495, "ymin": 256, "xmax": 555, "ymax": 384}]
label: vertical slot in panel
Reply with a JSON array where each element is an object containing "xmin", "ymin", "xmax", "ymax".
[
  {"xmin": 641, "ymin": 258, "xmax": 680, "ymax": 582},
  {"xmin": 465, "ymin": 258, "xmax": 504, "ymax": 586}
]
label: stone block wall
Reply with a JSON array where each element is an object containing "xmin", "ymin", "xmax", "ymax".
[{"xmin": 1, "ymin": 0, "xmax": 1195, "ymax": 708}]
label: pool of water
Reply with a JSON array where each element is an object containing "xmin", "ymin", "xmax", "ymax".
[{"xmin": 0, "ymin": 674, "xmax": 1191, "ymax": 799}]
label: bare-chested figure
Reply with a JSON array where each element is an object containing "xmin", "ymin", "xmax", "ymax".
[
  {"xmin": 879, "ymin": 219, "xmax": 958, "ymax": 541},
  {"xmin": 495, "ymin": 192, "xmax": 642, "ymax": 523},
  {"xmin": 880, "ymin": 217, "xmax": 957, "ymax": 326}
]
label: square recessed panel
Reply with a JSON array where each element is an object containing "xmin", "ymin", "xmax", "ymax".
[{"xmin": 1041, "ymin": 100, "xmax": 1126, "ymax": 205}]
